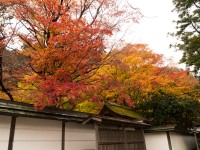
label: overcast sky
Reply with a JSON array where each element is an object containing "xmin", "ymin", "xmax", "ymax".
[{"xmin": 124, "ymin": 0, "xmax": 185, "ymax": 68}]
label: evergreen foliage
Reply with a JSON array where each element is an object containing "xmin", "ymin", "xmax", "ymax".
[
  {"xmin": 136, "ymin": 90, "xmax": 200, "ymax": 128},
  {"xmin": 172, "ymin": 0, "xmax": 200, "ymax": 78}
]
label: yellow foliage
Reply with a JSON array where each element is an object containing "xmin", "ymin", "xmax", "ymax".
[
  {"xmin": 75, "ymin": 101, "xmax": 101, "ymax": 114},
  {"xmin": 91, "ymin": 44, "xmax": 200, "ymax": 105}
]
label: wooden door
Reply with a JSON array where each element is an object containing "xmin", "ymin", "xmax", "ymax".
[{"xmin": 97, "ymin": 126, "xmax": 146, "ymax": 150}]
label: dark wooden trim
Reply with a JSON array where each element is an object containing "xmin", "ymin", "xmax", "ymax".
[
  {"xmin": 8, "ymin": 116, "xmax": 16, "ymax": 150},
  {"xmin": 0, "ymin": 99, "xmax": 89, "ymax": 122},
  {"xmin": 126, "ymin": 141, "xmax": 145, "ymax": 144},
  {"xmin": 98, "ymin": 142, "xmax": 124, "ymax": 145},
  {"xmin": 194, "ymin": 133, "xmax": 200, "ymax": 150},
  {"xmin": 61, "ymin": 121, "xmax": 65, "ymax": 150},
  {"xmin": 124, "ymin": 127, "xmax": 128, "ymax": 150},
  {"xmin": 142, "ymin": 128, "xmax": 147, "ymax": 150},
  {"xmin": 83, "ymin": 116, "xmax": 149, "ymax": 127},
  {"xmin": 95, "ymin": 124, "xmax": 99, "ymax": 150},
  {"xmin": 167, "ymin": 131, "xmax": 172, "ymax": 150}
]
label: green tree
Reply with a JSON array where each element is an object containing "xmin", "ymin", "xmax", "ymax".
[
  {"xmin": 136, "ymin": 90, "xmax": 200, "ymax": 128},
  {"xmin": 172, "ymin": 0, "xmax": 200, "ymax": 78}
]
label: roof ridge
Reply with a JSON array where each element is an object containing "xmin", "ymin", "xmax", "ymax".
[{"xmin": 105, "ymin": 101, "xmax": 132, "ymax": 110}]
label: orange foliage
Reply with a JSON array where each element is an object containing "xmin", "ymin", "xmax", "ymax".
[
  {"xmin": 1, "ymin": 0, "xmax": 199, "ymax": 110},
  {"xmin": 0, "ymin": 0, "xmax": 141, "ymax": 108},
  {"xmin": 91, "ymin": 44, "xmax": 199, "ymax": 107}
]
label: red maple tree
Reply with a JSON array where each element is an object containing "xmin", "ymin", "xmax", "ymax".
[{"xmin": 1, "ymin": 0, "xmax": 141, "ymax": 108}]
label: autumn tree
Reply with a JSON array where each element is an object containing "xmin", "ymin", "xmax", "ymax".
[
  {"xmin": 172, "ymin": 0, "xmax": 200, "ymax": 78},
  {"xmin": 0, "ymin": 2, "xmax": 14, "ymax": 100},
  {"xmin": 0, "ymin": 0, "xmax": 141, "ymax": 108},
  {"xmin": 75, "ymin": 44, "xmax": 200, "ymax": 115},
  {"xmin": 88, "ymin": 44, "xmax": 199, "ymax": 108}
]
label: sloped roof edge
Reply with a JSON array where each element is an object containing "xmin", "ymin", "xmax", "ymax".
[
  {"xmin": 0, "ymin": 99, "xmax": 89, "ymax": 122},
  {"xmin": 0, "ymin": 99, "xmax": 149, "ymax": 127},
  {"xmin": 100, "ymin": 101, "xmax": 143, "ymax": 120}
]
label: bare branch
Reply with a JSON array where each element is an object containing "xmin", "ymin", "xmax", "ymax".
[
  {"xmin": 89, "ymin": 0, "xmax": 103, "ymax": 25},
  {"xmin": 193, "ymin": 2, "xmax": 200, "ymax": 9},
  {"xmin": 191, "ymin": 21, "xmax": 200, "ymax": 34},
  {"xmin": 18, "ymin": 34, "xmax": 37, "ymax": 51},
  {"xmin": 52, "ymin": 0, "xmax": 64, "ymax": 22}
]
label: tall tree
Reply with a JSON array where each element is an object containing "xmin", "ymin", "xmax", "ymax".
[
  {"xmin": 0, "ymin": 0, "xmax": 141, "ymax": 108},
  {"xmin": 0, "ymin": 2, "xmax": 14, "ymax": 100},
  {"xmin": 136, "ymin": 91, "xmax": 200, "ymax": 128},
  {"xmin": 172, "ymin": 0, "xmax": 200, "ymax": 78},
  {"xmin": 88, "ymin": 44, "xmax": 199, "ymax": 108}
]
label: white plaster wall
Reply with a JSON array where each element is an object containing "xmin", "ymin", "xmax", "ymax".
[
  {"xmin": 13, "ymin": 117, "xmax": 62, "ymax": 150},
  {"xmin": 0, "ymin": 115, "xmax": 11, "ymax": 150},
  {"xmin": 65, "ymin": 122, "xmax": 96, "ymax": 150},
  {"xmin": 170, "ymin": 132, "xmax": 196, "ymax": 150},
  {"xmin": 144, "ymin": 132, "xmax": 169, "ymax": 150}
]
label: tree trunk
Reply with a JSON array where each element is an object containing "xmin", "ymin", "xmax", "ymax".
[{"xmin": 0, "ymin": 49, "xmax": 14, "ymax": 101}]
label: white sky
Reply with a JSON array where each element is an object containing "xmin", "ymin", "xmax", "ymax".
[{"xmin": 123, "ymin": 0, "xmax": 185, "ymax": 68}]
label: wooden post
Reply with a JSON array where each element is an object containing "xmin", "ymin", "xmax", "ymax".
[
  {"xmin": 62, "ymin": 121, "xmax": 65, "ymax": 150},
  {"xmin": 166, "ymin": 131, "xmax": 172, "ymax": 150},
  {"xmin": 142, "ymin": 128, "xmax": 147, "ymax": 150},
  {"xmin": 194, "ymin": 133, "xmax": 200, "ymax": 150},
  {"xmin": 95, "ymin": 124, "xmax": 99, "ymax": 150},
  {"xmin": 8, "ymin": 116, "xmax": 16, "ymax": 150},
  {"xmin": 124, "ymin": 127, "xmax": 127, "ymax": 150}
]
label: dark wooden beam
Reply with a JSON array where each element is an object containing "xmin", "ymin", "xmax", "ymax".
[
  {"xmin": 8, "ymin": 116, "xmax": 16, "ymax": 150},
  {"xmin": 142, "ymin": 129, "xmax": 147, "ymax": 150},
  {"xmin": 167, "ymin": 131, "xmax": 172, "ymax": 150},
  {"xmin": 124, "ymin": 127, "xmax": 128, "ymax": 150},
  {"xmin": 0, "ymin": 99, "xmax": 89, "ymax": 122},
  {"xmin": 194, "ymin": 133, "xmax": 200, "ymax": 150},
  {"xmin": 61, "ymin": 121, "xmax": 65, "ymax": 150},
  {"xmin": 95, "ymin": 124, "xmax": 99, "ymax": 150}
]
